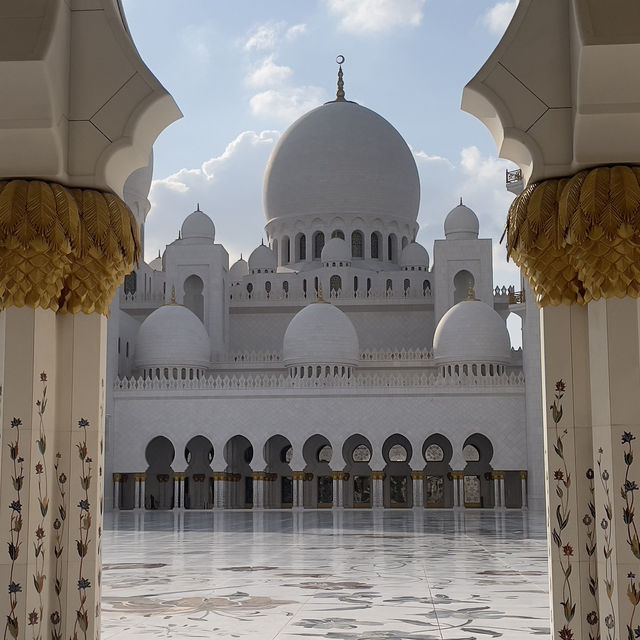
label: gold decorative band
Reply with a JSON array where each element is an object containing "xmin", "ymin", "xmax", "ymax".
[
  {"xmin": 504, "ymin": 165, "xmax": 640, "ymax": 306},
  {"xmin": 0, "ymin": 179, "xmax": 139, "ymax": 315}
]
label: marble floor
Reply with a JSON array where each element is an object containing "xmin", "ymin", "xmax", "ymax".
[{"xmin": 101, "ymin": 509, "xmax": 550, "ymax": 639}]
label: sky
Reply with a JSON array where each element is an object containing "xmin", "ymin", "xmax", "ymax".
[{"xmin": 121, "ymin": 0, "xmax": 521, "ymax": 289}]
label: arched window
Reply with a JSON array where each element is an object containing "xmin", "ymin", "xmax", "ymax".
[
  {"xmin": 352, "ymin": 444, "xmax": 372, "ymax": 462},
  {"xmin": 389, "ymin": 444, "xmax": 408, "ymax": 462},
  {"xmin": 265, "ymin": 281, "xmax": 271, "ymax": 294},
  {"xmin": 423, "ymin": 279, "xmax": 431, "ymax": 295},
  {"xmin": 123, "ymin": 270, "xmax": 137, "ymax": 295},
  {"xmin": 297, "ymin": 233, "xmax": 306, "ymax": 261},
  {"xmin": 371, "ymin": 232, "xmax": 380, "ymax": 259},
  {"xmin": 386, "ymin": 279, "xmax": 393, "ymax": 292},
  {"xmin": 314, "ymin": 276, "xmax": 319, "ymax": 294},
  {"xmin": 388, "ymin": 234, "xmax": 397, "ymax": 262},
  {"xmin": 282, "ymin": 280, "xmax": 289, "ymax": 294},
  {"xmin": 318, "ymin": 445, "xmax": 332, "ymax": 463},
  {"xmin": 246, "ymin": 282, "xmax": 253, "ymax": 294},
  {"xmin": 454, "ymin": 269, "xmax": 474, "ymax": 305},
  {"xmin": 353, "ymin": 276, "xmax": 358, "ymax": 293},
  {"xmin": 402, "ymin": 236, "xmax": 409, "ymax": 249},
  {"xmin": 351, "ymin": 230, "xmax": 363, "ymax": 258},
  {"xmin": 463, "ymin": 444, "xmax": 480, "ymax": 462},
  {"xmin": 404, "ymin": 278, "xmax": 410, "ymax": 294},
  {"xmin": 425, "ymin": 444, "xmax": 444, "ymax": 462},
  {"xmin": 330, "ymin": 275, "xmax": 341, "ymax": 293},
  {"xmin": 184, "ymin": 274, "xmax": 205, "ymax": 322},
  {"xmin": 313, "ymin": 231, "xmax": 325, "ymax": 259},
  {"xmin": 331, "ymin": 229, "xmax": 345, "ymax": 239},
  {"xmin": 126, "ymin": 342, "xmax": 129, "ymax": 357},
  {"xmin": 282, "ymin": 236, "xmax": 290, "ymax": 264},
  {"xmin": 367, "ymin": 278, "xmax": 371, "ymax": 294}
]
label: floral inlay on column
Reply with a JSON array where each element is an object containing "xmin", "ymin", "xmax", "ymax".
[
  {"xmin": 74, "ymin": 418, "xmax": 93, "ymax": 639},
  {"xmin": 32, "ymin": 372, "xmax": 49, "ymax": 639},
  {"xmin": 5, "ymin": 416, "xmax": 24, "ymax": 639},
  {"xmin": 597, "ymin": 449, "xmax": 615, "ymax": 637},
  {"xmin": 621, "ymin": 431, "xmax": 640, "ymax": 639},
  {"xmin": 52, "ymin": 449, "xmax": 67, "ymax": 640},
  {"xmin": 584, "ymin": 466, "xmax": 599, "ymax": 640},
  {"xmin": 550, "ymin": 379, "xmax": 575, "ymax": 640}
]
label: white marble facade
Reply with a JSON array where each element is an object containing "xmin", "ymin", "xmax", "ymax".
[{"xmin": 105, "ymin": 86, "xmax": 544, "ymax": 514}]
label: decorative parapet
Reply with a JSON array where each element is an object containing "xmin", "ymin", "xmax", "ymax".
[
  {"xmin": 114, "ymin": 369, "xmax": 525, "ymax": 392},
  {"xmin": 360, "ymin": 348, "xmax": 432, "ymax": 361},
  {"xmin": 230, "ymin": 287, "xmax": 433, "ymax": 305}
]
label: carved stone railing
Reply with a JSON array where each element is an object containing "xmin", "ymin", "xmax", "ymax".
[
  {"xmin": 360, "ymin": 348, "xmax": 433, "ymax": 361},
  {"xmin": 230, "ymin": 287, "xmax": 433, "ymax": 304},
  {"xmin": 114, "ymin": 370, "xmax": 525, "ymax": 392}
]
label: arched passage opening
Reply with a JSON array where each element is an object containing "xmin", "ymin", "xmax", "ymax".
[
  {"xmin": 144, "ymin": 436, "xmax": 175, "ymax": 510},
  {"xmin": 453, "ymin": 269, "xmax": 474, "ymax": 305},
  {"xmin": 342, "ymin": 434, "xmax": 373, "ymax": 508},
  {"xmin": 223, "ymin": 435, "xmax": 253, "ymax": 508},
  {"xmin": 183, "ymin": 274, "xmax": 205, "ymax": 322},
  {"xmin": 462, "ymin": 434, "xmax": 494, "ymax": 508},
  {"xmin": 382, "ymin": 434, "xmax": 412, "ymax": 508},
  {"xmin": 264, "ymin": 435, "xmax": 293, "ymax": 508},
  {"xmin": 184, "ymin": 435, "xmax": 214, "ymax": 509},
  {"xmin": 422, "ymin": 434, "xmax": 454, "ymax": 508},
  {"xmin": 302, "ymin": 434, "xmax": 333, "ymax": 508}
]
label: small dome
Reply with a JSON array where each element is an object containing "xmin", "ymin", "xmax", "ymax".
[
  {"xmin": 229, "ymin": 257, "xmax": 249, "ymax": 281},
  {"xmin": 283, "ymin": 302, "xmax": 359, "ymax": 367},
  {"xmin": 123, "ymin": 151, "xmax": 153, "ymax": 204},
  {"xmin": 148, "ymin": 255, "xmax": 163, "ymax": 272},
  {"xmin": 444, "ymin": 202, "xmax": 479, "ymax": 239},
  {"xmin": 399, "ymin": 242, "xmax": 429, "ymax": 269},
  {"xmin": 321, "ymin": 237, "xmax": 350, "ymax": 264},
  {"xmin": 248, "ymin": 243, "xmax": 277, "ymax": 273},
  {"xmin": 135, "ymin": 304, "xmax": 211, "ymax": 370},
  {"xmin": 181, "ymin": 208, "xmax": 215, "ymax": 243},
  {"xmin": 433, "ymin": 299, "xmax": 510, "ymax": 364}
]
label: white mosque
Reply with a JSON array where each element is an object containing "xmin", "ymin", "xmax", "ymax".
[{"xmin": 106, "ymin": 68, "xmax": 544, "ymax": 513}]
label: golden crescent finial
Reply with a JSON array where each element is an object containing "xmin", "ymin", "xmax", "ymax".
[
  {"xmin": 467, "ymin": 281, "xmax": 475, "ymax": 301},
  {"xmin": 335, "ymin": 55, "xmax": 345, "ymax": 102},
  {"xmin": 170, "ymin": 285, "xmax": 176, "ymax": 305}
]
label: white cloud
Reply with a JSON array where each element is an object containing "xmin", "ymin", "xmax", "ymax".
[
  {"xmin": 249, "ymin": 86, "xmax": 326, "ymax": 123},
  {"xmin": 285, "ymin": 23, "xmax": 307, "ymax": 41},
  {"xmin": 244, "ymin": 21, "xmax": 285, "ymax": 51},
  {"xmin": 246, "ymin": 55, "xmax": 293, "ymax": 88},
  {"xmin": 324, "ymin": 0, "xmax": 426, "ymax": 34},
  {"xmin": 482, "ymin": 1, "xmax": 518, "ymax": 35},
  {"xmin": 146, "ymin": 130, "xmax": 280, "ymax": 263}
]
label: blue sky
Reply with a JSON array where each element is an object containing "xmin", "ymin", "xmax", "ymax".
[{"xmin": 122, "ymin": 0, "xmax": 520, "ymax": 290}]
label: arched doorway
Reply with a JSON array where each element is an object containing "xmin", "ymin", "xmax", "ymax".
[
  {"xmin": 264, "ymin": 435, "xmax": 293, "ymax": 508},
  {"xmin": 382, "ymin": 434, "xmax": 412, "ymax": 508},
  {"xmin": 183, "ymin": 274, "xmax": 205, "ymax": 322},
  {"xmin": 342, "ymin": 434, "xmax": 373, "ymax": 508},
  {"xmin": 422, "ymin": 435, "xmax": 454, "ymax": 508},
  {"xmin": 453, "ymin": 269, "xmax": 474, "ymax": 305},
  {"xmin": 462, "ymin": 434, "xmax": 494, "ymax": 508},
  {"xmin": 223, "ymin": 435, "xmax": 253, "ymax": 508},
  {"xmin": 184, "ymin": 435, "xmax": 214, "ymax": 509},
  {"xmin": 302, "ymin": 434, "xmax": 333, "ymax": 508},
  {"xmin": 144, "ymin": 436, "xmax": 175, "ymax": 510}
]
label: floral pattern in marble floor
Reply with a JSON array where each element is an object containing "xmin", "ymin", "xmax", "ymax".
[{"xmin": 101, "ymin": 509, "xmax": 549, "ymax": 639}]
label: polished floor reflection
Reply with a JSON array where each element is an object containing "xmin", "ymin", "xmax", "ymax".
[{"xmin": 101, "ymin": 509, "xmax": 549, "ymax": 639}]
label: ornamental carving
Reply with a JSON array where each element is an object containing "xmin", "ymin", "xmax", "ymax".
[
  {"xmin": 504, "ymin": 166, "xmax": 640, "ymax": 306},
  {"xmin": 0, "ymin": 179, "xmax": 139, "ymax": 316}
]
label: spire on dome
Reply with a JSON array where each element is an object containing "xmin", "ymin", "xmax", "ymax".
[
  {"xmin": 317, "ymin": 282, "xmax": 328, "ymax": 303},
  {"xmin": 196, "ymin": 202, "xmax": 200, "ymax": 211},
  {"xmin": 467, "ymin": 281, "xmax": 476, "ymax": 301},
  {"xmin": 335, "ymin": 55, "xmax": 345, "ymax": 102},
  {"xmin": 170, "ymin": 285, "xmax": 176, "ymax": 305},
  {"xmin": 460, "ymin": 197, "xmax": 463, "ymax": 206}
]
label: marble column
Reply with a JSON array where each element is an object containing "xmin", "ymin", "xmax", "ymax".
[
  {"xmin": 173, "ymin": 474, "xmax": 181, "ymax": 509},
  {"xmin": 134, "ymin": 473, "xmax": 146, "ymax": 510},
  {"xmin": 451, "ymin": 472, "xmax": 463, "ymax": 508},
  {"xmin": 410, "ymin": 471, "xmax": 424, "ymax": 508},
  {"xmin": 174, "ymin": 473, "xmax": 185, "ymax": 510},
  {"xmin": 331, "ymin": 471, "xmax": 344, "ymax": 509},
  {"xmin": 292, "ymin": 472, "xmax": 306, "ymax": 509},
  {"xmin": 492, "ymin": 473, "xmax": 501, "ymax": 509},
  {"xmin": 252, "ymin": 472, "xmax": 264, "ymax": 509},
  {"xmin": 212, "ymin": 473, "xmax": 222, "ymax": 509},
  {"xmin": 520, "ymin": 471, "xmax": 528, "ymax": 509},
  {"xmin": 113, "ymin": 473, "xmax": 121, "ymax": 511},
  {"xmin": 371, "ymin": 471, "xmax": 385, "ymax": 509},
  {"xmin": 498, "ymin": 472, "xmax": 506, "ymax": 510}
]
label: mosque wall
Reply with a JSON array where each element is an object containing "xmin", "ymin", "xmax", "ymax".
[{"xmin": 110, "ymin": 387, "xmax": 527, "ymax": 473}]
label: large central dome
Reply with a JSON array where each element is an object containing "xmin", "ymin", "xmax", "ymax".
[{"xmin": 263, "ymin": 100, "xmax": 420, "ymax": 224}]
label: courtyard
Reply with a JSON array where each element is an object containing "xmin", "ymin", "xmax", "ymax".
[{"xmin": 101, "ymin": 509, "xmax": 549, "ymax": 639}]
